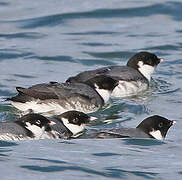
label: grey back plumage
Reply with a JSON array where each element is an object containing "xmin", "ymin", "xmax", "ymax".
[
  {"xmin": 8, "ymin": 82, "xmax": 104, "ymax": 107},
  {"xmin": 0, "ymin": 122, "xmax": 33, "ymax": 140},
  {"xmin": 66, "ymin": 66, "xmax": 148, "ymax": 84},
  {"xmin": 48, "ymin": 118, "xmax": 73, "ymax": 139},
  {"xmin": 78, "ymin": 128, "xmax": 150, "ymax": 139}
]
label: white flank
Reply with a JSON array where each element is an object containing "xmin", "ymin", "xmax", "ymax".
[
  {"xmin": 0, "ymin": 134, "xmax": 13, "ymax": 141},
  {"xmin": 0, "ymin": 133, "xmax": 32, "ymax": 141},
  {"xmin": 111, "ymin": 80, "xmax": 148, "ymax": 98},
  {"xmin": 11, "ymin": 101, "xmax": 72, "ymax": 116},
  {"xmin": 25, "ymin": 122, "xmax": 45, "ymax": 139},
  {"xmin": 41, "ymin": 130, "xmax": 60, "ymax": 139},
  {"xmin": 95, "ymin": 88, "xmax": 111, "ymax": 104},
  {"xmin": 11, "ymin": 100, "xmax": 98, "ymax": 116},
  {"xmin": 149, "ymin": 130, "xmax": 164, "ymax": 140},
  {"xmin": 61, "ymin": 118, "xmax": 85, "ymax": 135},
  {"xmin": 138, "ymin": 62, "xmax": 156, "ymax": 81}
]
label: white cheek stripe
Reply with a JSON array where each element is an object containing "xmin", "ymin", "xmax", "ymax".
[
  {"xmin": 61, "ymin": 118, "xmax": 85, "ymax": 135},
  {"xmin": 149, "ymin": 130, "xmax": 164, "ymax": 140},
  {"xmin": 138, "ymin": 63, "xmax": 156, "ymax": 82}
]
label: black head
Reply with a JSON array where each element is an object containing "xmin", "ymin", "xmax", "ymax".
[
  {"xmin": 136, "ymin": 115, "xmax": 176, "ymax": 140},
  {"xmin": 84, "ymin": 75, "xmax": 119, "ymax": 91},
  {"xmin": 56, "ymin": 111, "xmax": 94, "ymax": 126},
  {"xmin": 127, "ymin": 51, "xmax": 163, "ymax": 70},
  {"xmin": 16, "ymin": 113, "xmax": 54, "ymax": 131}
]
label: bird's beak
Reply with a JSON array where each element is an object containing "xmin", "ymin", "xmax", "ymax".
[
  {"xmin": 159, "ymin": 58, "xmax": 164, "ymax": 63},
  {"xmin": 171, "ymin": 120, "xmax": 177, "ymax": 125},
  {"xmin": 89, "ymin": 116, "xmax": 97, "ymax": 121},
  {"xmin": 49, "ymin": 121, "xmax": 56, "ymax": 126}
]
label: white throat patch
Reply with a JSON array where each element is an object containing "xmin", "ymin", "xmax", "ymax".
[
  {"xmin": 138, "ymin": 61, "xmax": 156, "ymax": 81},
  {"xmin": 61, "ymin": 118, "xmax": 85, "ymax": 135},
  {"xmin": 94, "ymin": 84, "xmax": 111, "ymax": 103},
  {"xmin": 149, "ymin": 130, "xmax": 164, "ymax": 140},
  {"xmin": 25, "ymin": 122, "xmax": 45, "ymax": 139}
]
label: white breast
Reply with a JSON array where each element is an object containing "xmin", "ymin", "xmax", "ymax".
[
  {"xmin": 95, "ymin": 88, "xmax": 111, "ymax": 104},
  {"xmin": 111, "ymin": 80, "xmax": 148, "ymax": 98}
]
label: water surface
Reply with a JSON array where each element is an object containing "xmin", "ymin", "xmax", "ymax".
[{"xmin": 0, "ymin": 0, "xmax": 182, "ymax": 179}]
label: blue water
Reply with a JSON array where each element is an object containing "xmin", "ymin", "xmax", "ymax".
[{"xmin": 1, "ymin": 0, "xmax": 182, "ymax": 179}]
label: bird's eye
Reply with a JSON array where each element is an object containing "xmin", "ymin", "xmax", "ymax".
[
  {"xmin": 158, "ymin": 122, "xmax": 163, "ymax": 128},
  {"xmin": 73, "ymin": 118, "xmax": 79, "ymax": 124}
]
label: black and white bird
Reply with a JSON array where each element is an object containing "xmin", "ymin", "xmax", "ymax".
[
  {"xmin": 66, "ymin": 51, "xmax": 164, "ymax": 97},
  {"xmin": 0, "ymin": 113, "xmax": 55, "ymax": 141},
  {"xmin": 79, "ymin": 115, "xmax": 176, "ymax": 140},
  {"xmin": 43, "ymin": 110, "xmax": 96, "ymax": 139},
  {"xmin": 0, "ymin": 111, "xmax": 95, "ymax": 141},
  {"xmin": 7, "ymin": 75, "xmax": 118, "ymax": 116}
]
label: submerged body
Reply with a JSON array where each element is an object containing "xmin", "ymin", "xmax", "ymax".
[
  {"xmin": 79, "ymin": 127, "xmax": 150, "ymax": 139},
  {"xmin": 79, "ymin": 115, "xmax": 176, "ymax": 140}
]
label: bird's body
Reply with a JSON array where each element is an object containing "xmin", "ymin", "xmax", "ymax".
[
  {"xmin": 66, "ymin": 52, "xmax": 163, "ymax": 97},
  {"xmin": 39, "ymin": 111, "xmax": 96, "ymax": 139},
  {"xmin": 7, "ymin": 76, "xmax": 118, "ymax": 116},
  {"xmin": 0, "ymin": 111, "xmax": 95, "ymax": 141},
  {"xmin": 0, "ymin": 113, "xmax": 54, "ymax": 141},
  {"xmin": 79, "ymin": 115, "xmax": 176, "ymax": 140}
]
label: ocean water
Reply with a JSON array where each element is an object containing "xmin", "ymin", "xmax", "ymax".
[{"xmin": 0, "ymin": 0, "xmax": 182, "ymax": 179}]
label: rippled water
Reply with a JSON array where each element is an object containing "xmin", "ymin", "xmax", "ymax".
[{"xmin": 1, "ymin": 0, "xmax": 182, "ymax": 179}]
